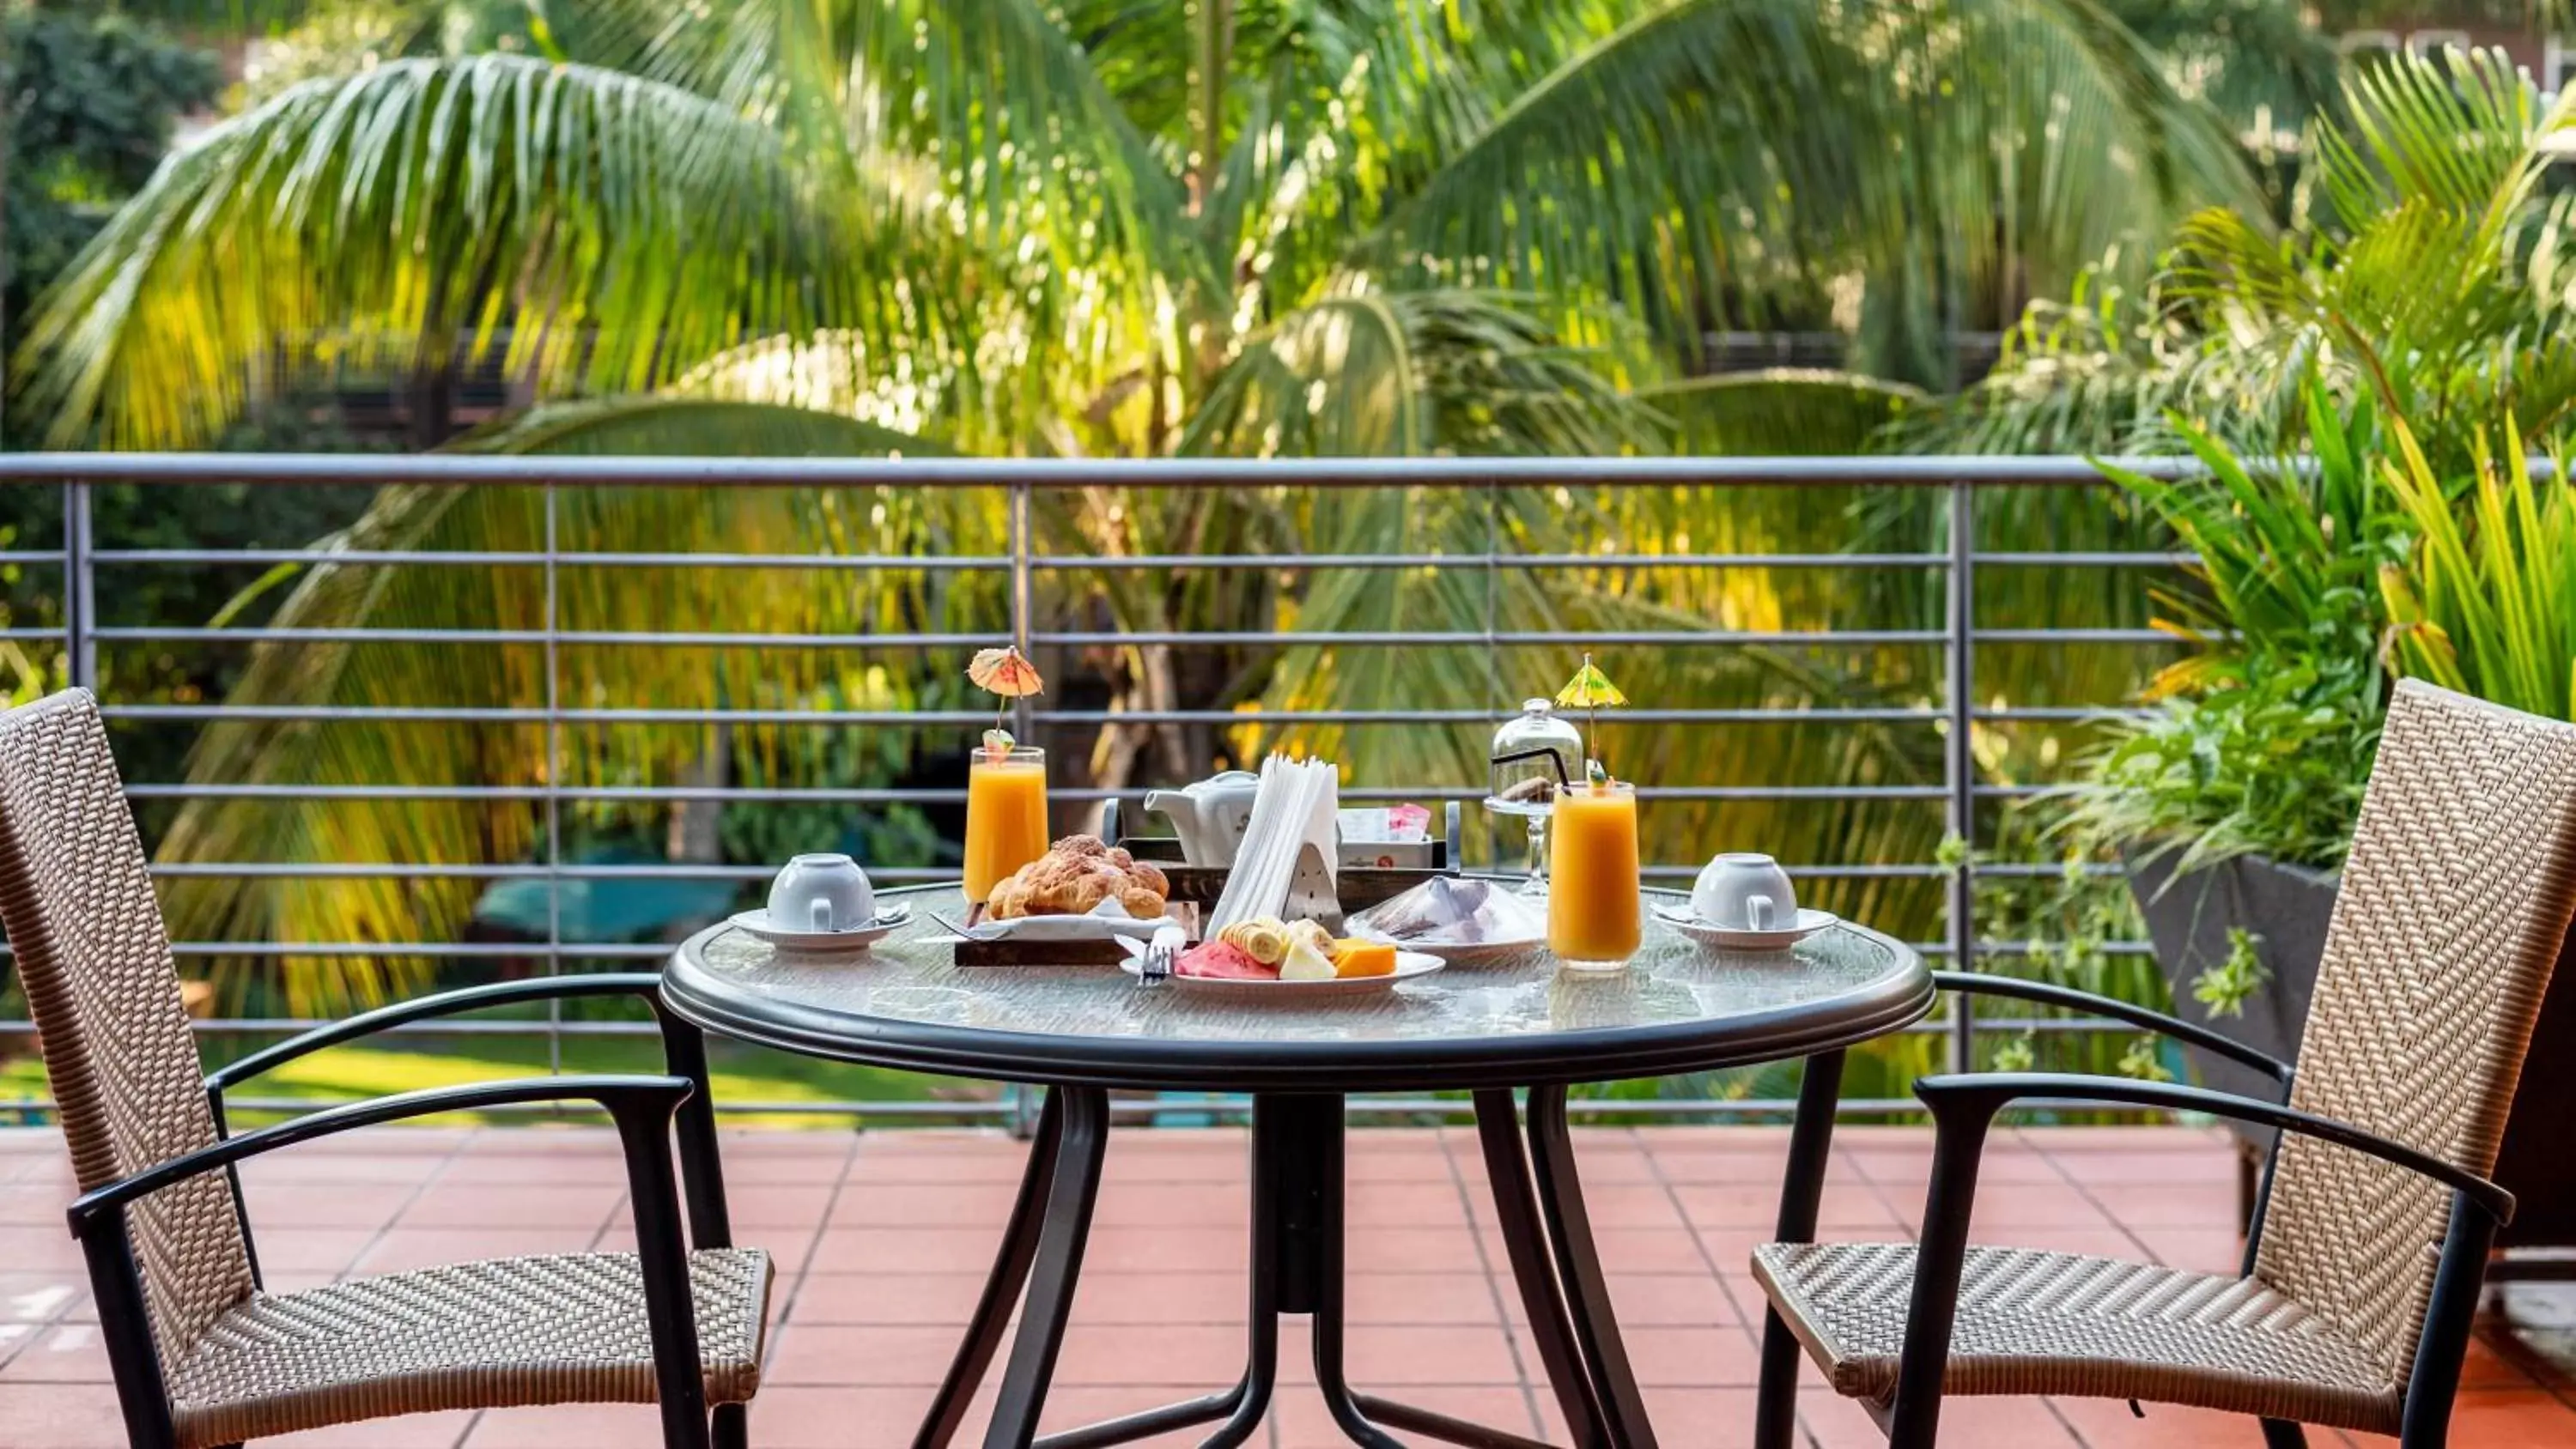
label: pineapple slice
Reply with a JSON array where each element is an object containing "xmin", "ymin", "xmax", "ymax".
[{"xmin": 1279, "ymin": 938, "xmax": 1339, "ymax": 981}]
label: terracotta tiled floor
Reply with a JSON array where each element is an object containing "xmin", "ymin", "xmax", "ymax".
[{"xmin": 3, "ymin": 1123, "xmax": 2572, "ymax": 1448}]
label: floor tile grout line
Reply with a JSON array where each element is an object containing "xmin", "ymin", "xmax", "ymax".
[
  {"xmin": 2026, "ymin": 1136, "xmax": 2166, "ymax": 1267},
  {"xmin": 1437, "ymin": 1119, "xmax": 1550, "ymax": 1440},
  {"xmin": 1635, "ymin": 1124, "xmax": 1799, "ymax": 1446},
  {"xmin": 762, "ymin": 1126, "xmax": 867, "ymax": 1370}
]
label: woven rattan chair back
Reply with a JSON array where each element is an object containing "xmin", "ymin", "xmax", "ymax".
[
  {"xmin": 2253, "ymin": 680, "xmax": 2576, "ymax": 1385},
  {"xmin": 0, "ymin": 690, "xmax": 255, "ymax": 1373}
]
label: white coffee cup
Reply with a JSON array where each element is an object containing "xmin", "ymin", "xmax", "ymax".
[
  {"xmin": 1692, "ymin": 852, "xmax": 1796, "ymax": 931},
  {"xmin": 768, "ymin": 853, "xmax": 875, "ymax": 933}
]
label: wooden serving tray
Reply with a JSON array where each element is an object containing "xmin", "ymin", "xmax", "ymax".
[{"xmin": 1113, "ymin": 838, "xmax": 1448, "ymax": 912}]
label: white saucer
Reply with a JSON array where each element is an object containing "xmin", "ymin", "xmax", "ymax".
[
  {"xmin": 731, "ymin": 903, "xmax": 912, "ymax": 952},
  {"xmin": 1651, "ymin": 904, "xmax": 1838, "ymax": 952},
  {"xmin": 1126, "ymin": 950, "xmax": 1444, "ymax": 998}
]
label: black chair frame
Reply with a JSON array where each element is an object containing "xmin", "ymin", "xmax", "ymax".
[
  {"xmin": 73, "ymin": 973, "xmax": 745, "ymax": 1449},
  {"xmin": 1752, "ymin": 971, "xmax": 2512, "ymax": 1449}
]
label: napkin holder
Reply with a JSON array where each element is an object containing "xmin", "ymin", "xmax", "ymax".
[{"xmin": 1106, "ymin": 798, "xmax": 1458, "ymax": 916}]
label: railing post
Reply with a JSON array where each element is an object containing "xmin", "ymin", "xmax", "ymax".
[
  {"xmin": 543, "ymin": 482, "xmax": 564, "ymax": 1076},
  {"xmin": 64, "ymin": 481, "xmax": 97, "ymax": 690},
  {"xmin": 1008, "ymin": 478, "xmax": 1038, "ymax": 1142},
  {"xmin": 1944, "ymin": 480, "xmax": 1977, "ymax": 1073},
  {"xmin": 1008, "ymin": 480, "xmax": 1036, "ymax": 749}
]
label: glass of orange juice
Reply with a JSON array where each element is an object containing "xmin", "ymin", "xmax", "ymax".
[
  {"xmin": 964, "ymin": 744, "xmax": 1050, "ymax": 907},
  {"xmin": 1546, "ymin": 779, "xmax": 1640, "ymax": 972}
]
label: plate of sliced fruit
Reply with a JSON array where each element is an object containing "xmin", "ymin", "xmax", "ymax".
[{"xmin": 1122, "ymin": 916, "xmax": 1444, "ymax": 998}]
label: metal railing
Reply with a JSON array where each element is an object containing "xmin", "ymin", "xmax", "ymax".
[{"xmin": 0, "ymin": 453, "xmax": 2201, "ymax": 1123}]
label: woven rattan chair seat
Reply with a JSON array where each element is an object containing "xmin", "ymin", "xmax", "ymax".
[
  {"xmin": 1753, "ymin": 1241, "xmax": 2401, "ymax": 1433},
  {"xmin": 165, "ymin": 1248, "xmax": 771, "ymax": 1447}
]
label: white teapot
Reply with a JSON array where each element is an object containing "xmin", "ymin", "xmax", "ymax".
[{"xmin": 1142, "ymin": 770, "xmax": 1261, "ymax": 866}]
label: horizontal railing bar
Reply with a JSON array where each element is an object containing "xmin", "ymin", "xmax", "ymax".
[
  {"xmin": 1971, "ymin": 551, "xmax": 2195, "ymax": 567},
  {"xmin": 1034, "ymin": 629, "xmax": 1949, "ymax": 647},
  {"xmin": 118, "ymin": 782, "xmax": 1952, "ymax": 803},
  {"xmin": 93, "ymin": 627, "xmax": 1009, "ymax": 647},
  {"xmin": 100, "ymin": 703, "xmax": 1940, "ymax": 728},
  {"xmin": 70, "ymin": 547, "xmax": 2195, "ymax": 573},
  {"xmin": 1971, "ymin": 628, "xmax": 2177, "ymax": 645},
  {"xmin": 92, "ymin": 548, "xmax": 1012, "ymax": 571},
  {"xmin": 0, "ymin": 628, "xmax": 62, "ymax": 640},
  {"xmin": 0, "ymin": 452, "xmax": 2221, "ymax": 488},
  {"xmin": 1037, "ymin": 706, "xmax": 1939, "ymax": 726},
  {"xmin": 1974, "ymin": 706, "xmax": 2149, "ymax": 722},
  {"xmin": 93, "ymin": 625, "xmax": 2172, "ymax": 650},
  {"xmin": 137, "ymin": 861, "xmax": 1950, "ymax": 882},
  {"xmin": 106, "ymin": 705, "xmax": 995, "ymax": 726},
  {"xmin": 1048, "ymin": 551, "xmax": 1953, "ymax": 570},
  {"xmin": 144, "ymin": 861, "xmax": 952, "ymax": 882},
  {"xmin": 0, "ymin": 932, "xmax": 2164, "ymax": 962}
]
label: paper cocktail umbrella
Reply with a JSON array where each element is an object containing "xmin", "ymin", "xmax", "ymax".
[
  {"xmin": 1553, "ymin": 653, "xmax": 1627, "ymax": 785},
  {"xmin": 969, "ymin": 646, "xmax": 1045, "ymax": 755}
]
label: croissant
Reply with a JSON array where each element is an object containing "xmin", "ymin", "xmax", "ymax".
[{"xmin": 986, "ymin": 834, "xmax": 1170, "ymax": 920}]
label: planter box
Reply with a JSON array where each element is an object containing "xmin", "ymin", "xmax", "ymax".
[{"xmin": 2127, "ymin": 851, "xmax": 2576, "ymax": 1250}]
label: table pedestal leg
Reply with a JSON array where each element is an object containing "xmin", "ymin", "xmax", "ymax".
[
  {"xmin": 984, "ymin": 1087, "xmax": 1111, "ymax": 1449},
  {"xmin": 915, "ymin": 1090, "xmax": 1065, "ymax": 1449},
  {"xmin": 1523, "ymin": 1087, "xmax": 1659, "ymax": 1449},
  {"xmin": 919, "ymin": 1088, "xmax": 1655, "ymax": 1449}
]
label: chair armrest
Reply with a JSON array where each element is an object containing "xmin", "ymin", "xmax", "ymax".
[
  {"xmin": 70, "ymin": 1075, "xmax": 691, "ymax": 1229},
  {"xmin": 205, "ymin": 974, "xmax": 668, "ymax": 1094},
  {"xmin": 1912, "ymin": 1071, "xmax": 2512, "ymax": 1222},
  {"xmin": 1871, "ymin": 1070, "xmax": 2510, "ymax": 1436},
  {"xmin": 1931, "ymin": 970, "xmax": 2296, "ymax": 1086}
]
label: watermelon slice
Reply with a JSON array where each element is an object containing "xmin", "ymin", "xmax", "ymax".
[{"xmin": 1176, "ymin": 940, "xmax": 1276, "ymax": 980}]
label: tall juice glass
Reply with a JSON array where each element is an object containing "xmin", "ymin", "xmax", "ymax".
[
  {"xmin": 1547, "ymin": 779, "xmax": 1640, "ymax": 971},
  {"xmin": 965, "ymin": 745, "xmax": 1050, "ymax": 905}
]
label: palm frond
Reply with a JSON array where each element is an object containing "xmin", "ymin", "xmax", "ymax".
[
  {"xmin": 1184, "ymin": 285, "xmax": 1661, "ymax": 458},
  {"xmin": 15, "ymin": 54, "xmax": 849, "ymax": 448},
  {"xmin": 155, "ymin": 396, "xmax": 994, "ymax": 1015},
  {"xmin": 1374, "ymin": 0, "xmax": 2262, "ymax": 373},
  {"xmin": 450, "ymin": 397, "xmax": 957, "ymax": 458}
]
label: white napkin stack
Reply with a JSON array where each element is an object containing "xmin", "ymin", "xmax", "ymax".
[{"xmin": 1206, "ymin": 756, "xmax": 1340, "ymax": 935}]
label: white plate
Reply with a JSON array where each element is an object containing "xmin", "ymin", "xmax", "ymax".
[
  {"xmin": 730, "ymin": 903, "xmax": 913, "ymax": 952},
  {"xmin": 1367, "ymin": 934, "xmax": 1546, "ymax": 969},
  {"xmin": 1124, "ymin": 950, "xmax": 1445, "ymax": 998},
  {"xmin": 1651, "ymin": 904, "xmax": 1838, "ymax": 952}
]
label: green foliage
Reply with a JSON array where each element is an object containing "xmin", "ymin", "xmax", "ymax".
[
  {"xmin": 2116, "ymin": 1034, "xmax": 2175, "ymax": 1082},
  {"xmin": 1913, "ymin": 47, "xmax": 2576, "ymax": 459},
  {"xmin": 2380, "ymin": 420, "xmax": 2576, "ymax": 722},
  {"xmin": 2192, "ymin": 926, "xmax": 2269, "ymax": 1017},
  {"xmin": 2062, "ymin": 666, "xmax": 2381, "ymax": 873},
  {"xmin": 0, "ymin": 11, "xmax": 220, "ymax": 368}
]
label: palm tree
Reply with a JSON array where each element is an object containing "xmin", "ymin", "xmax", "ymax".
[
  {"xmin": 11, "ymin": 0, "xmax": 2314, "ymax": 1024},
  {"xmin": 1907, "ymin": 47, "xmax": 2576, "ymax": 458}
]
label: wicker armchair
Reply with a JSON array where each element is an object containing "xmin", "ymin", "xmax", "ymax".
[
  {"xmin": 0, "ymin": 689, "xmax": 769, "ymax": 1449},
  {"xmin": 1752, "ymin": 679, "xmax": 2576, "ymax": 1449}
]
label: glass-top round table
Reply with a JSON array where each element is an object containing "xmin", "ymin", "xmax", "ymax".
[
  {"xmin": 660, "ymin": 883, "xmax": 1930, "ymax": 1449},
  {"xmin": 663, "ymin": 884, "xmax": 1929, "ymax": 1094}
]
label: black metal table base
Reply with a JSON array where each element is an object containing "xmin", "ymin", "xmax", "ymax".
[{"xmin": 912, "ymin": 1088, "xmax": 1662, "ymax": 1449}]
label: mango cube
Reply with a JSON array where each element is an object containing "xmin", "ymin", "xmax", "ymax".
[{"xmin": 1332, "ymin": 939, "xmax": 1397, "ymax": 979}]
